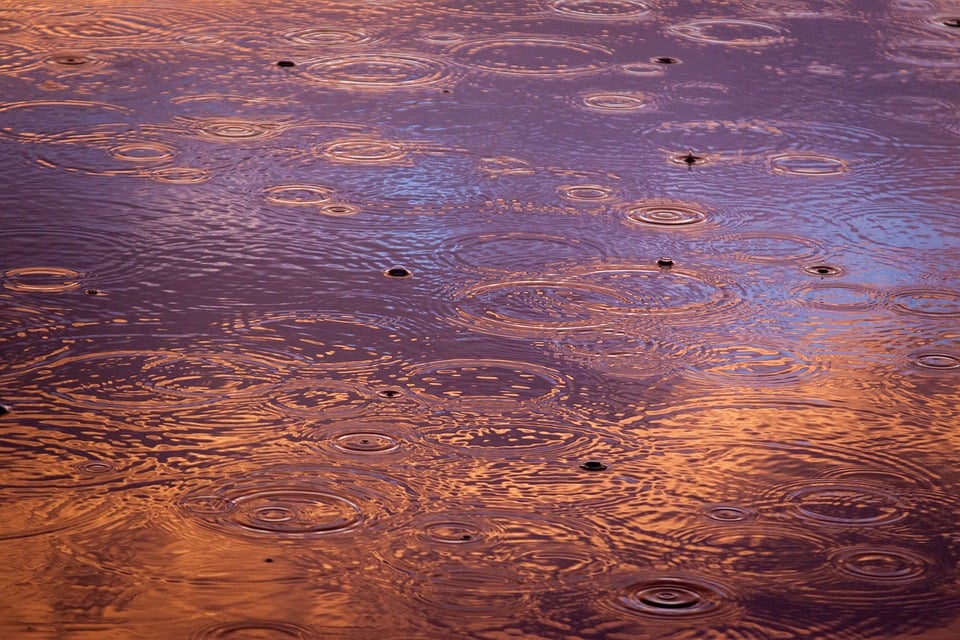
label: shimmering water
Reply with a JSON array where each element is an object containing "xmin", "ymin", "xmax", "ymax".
[{"xmin": 1, "ymin": 0, "xmax": 958, "ymax": 638}]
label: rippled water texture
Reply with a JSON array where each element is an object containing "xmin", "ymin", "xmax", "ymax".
[{"xmin": 1, "ymin": 0, "xmax": 959, "ymax": 638}]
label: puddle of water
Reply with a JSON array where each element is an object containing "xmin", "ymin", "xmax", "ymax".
[{"xmin": 1, "ymin": 0, "xmax": 958, "ymax": 638}]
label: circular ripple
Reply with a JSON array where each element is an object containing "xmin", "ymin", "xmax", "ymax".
[
  {"xmin": 440, "ymin": 231, "xmax": 605, "ymax": 275},
  {"xmin": 781, "ymin": 481, "xmax": 908, "ymax": 526},
  {"xmin": 452, "ymin": 36, "xmax": 612, "ymax": 75},
  {"xmin": 616, "ymin": 574, "xmax": 734, "ymax": 620},
  {"xmin": 32, "ymin": 350, "xmax": 285, "ymax": 411},
  {"xmin": 189, "ymin": 118, "xmax": 284, "ymax": 142},
  {"xmin": 0, "ymin": 42, "xmax": 40, "ymax": 73},
  {"xmin": 37, "ymin": 9, "xmax": 190, "ymax": 42},
  {"xmin": 283, "ymin": 27, "xmax": 373, "ymax": 46},
  {"xmin": 2, "ymin": 267, "xmax": 83, "ymax": 293},
  {"xmin": 624, "ymin": 201, "xmax": 708, "ymax": 227},
  {"xmin": 794, "ymin": 284, "xmax": 880, "ymax": 310},
  {"xmin": 546, "ymin": 0, "xmax": 653, "ymax": 20},
  {"xmin": 302, "ymin": 53, "xmax": 451, "ymax": 89},
  {"xmin": 832, "ymin": 547, "xmax": 931, "ymax": 582},
  {"xmin": 620, "ymin": 61, "xmax": 666, "ymax": 76},
  {"xmin": 451, "ymin": 280, "xmax": 630, "ymax": 337},
  {"xmin": 0, "ymin": 99, "xmax": 130, "ymax": 141},
  {"xmin": 264, "ymin": 184, "xmax": 336, "ymax": 206},
  {"xmin": 906, "ymin": 352, "xmax": 960, "ymax": 371},
  {"xmin": 668, "ymin": 19, "xmax": 787, "ymax": 46},
  {"xmin": 318, "ymin": 137, "xmax": 406, "ymax": 164},
  {"xmin": 231, "ymin": 312, "xmax": 402, "ymax": 372},
  {"xmin": 690, "ymin": 343, "xmax": 821, "ymax": 387},
  {"xmin": 578, "ymin": 91, "xmax": 651, "ymax": 113},
  {"xmin": 421, "ymin": 520, "xmax": 485, "ymax": 544},
  {"xmin": 180, "ymin": 466, "xmax": 413, "ymax": 540},
  {"xmin": 0, "ymin": 490, "xmax": 114, "ymax": 540},
  {"xmin": 421, "ymin": 408, "xmax": 599, "ymax": 457},
  {"xmin": 645, "ymin": 119, "xmax": 784, "ymax": 156},
  {"xmin": 108, "ymin": 141, "xmax": 176, "ymax": 163},
  {"xmin": 557, "ymin": 183, "xmax": 619, "ymax": 203},
  {"xmin": 701, "ymin": 505, "xmax": 756, "ymax": 523},
  {"xmin": 711, "ymin": 232, "xmax": 822, "ymax": 263},
  {"xmin": 332, "ymin": 431, "xmax": 401, "ymax": 454},
  {"xmin": 402, "ymin": 358, "xmax": 570, "ymax": 406},
  {"xmin": 411, "ymin": 564, "xmax": 531, "ymax": 615},
  {"xmin": 149, "ymin": 167, "xmax": 210, "ymax": 184},
  {"xmin": 192, "ymin": 620, "xmax": 316, "ymax": 639},
  {"xmin": 573, "ymin": 267, "xmax": 733, "ymax": 316},
  {"xmin": 269, "ymin": 379, "xmax": 372, "ymax": 419},
  {"xmin": 891, "ymin": 288, "xmax": 960, "ymax": 317},
  {"xmin": 770, "ymin": 152, "xmax": 849, "ymax": 176}
]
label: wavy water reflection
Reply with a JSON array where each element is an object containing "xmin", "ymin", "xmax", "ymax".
[{"xmin": 1, "ymin": 0, "xmax": 959, "ymax": 638}]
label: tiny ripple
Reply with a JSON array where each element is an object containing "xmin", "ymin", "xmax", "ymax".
[
  {"xmin": 268, "ymin": 379, "xmax": 374, "ymax": 420},
  {"xmin": 831, "ymin": 546, "xmax": 932, "ymax": 583},
  {"xmin": 643, "ymin": 119, "xmax": 785, "ymax": 157},
  {"xmin": 331, "ymin": 431, "xmax": 402, "ymax": 455},
  {"xmin": 451, "ymin": 36, "xmax": 613, "ymax": 76},
  {"xmin": 2, "ymin": 267, "xmax": 83, "ymax": 293},
  {"xmin": 890, "ymin": 288, "xmax": 960, "ymax": 317},
  {"xmin": 801, "ymin": 263, "xmax": 845, "ymax": 277},
  {"xmin": 769, "ymin": 152, "xmax": 849, "ymax": 176},
  {"xmin": 179, "ymin": 465, "xmax": 415, "ymax": 540},
  {"xmin": 793, "ymin": 283, "xmax": 881, "ymax": 311},
  {"xmin": 191, "ymin": 620, "xmax": 316, "ymax": 639},
  {"xmin": 177, "ymin": 117, "xmax": 292, "ymax": 143},
  {"xmin": 546, "ymin": 0, "xmax": 654, "ymax": 21},
  {"xmin": 438, "ymin": 230, "xmax": 606, "ymax": 275},
  {"xmin": 264, "ymin": 184, "xmax": 336, "ymax": 206},
  {"xmin": 400, "ymin": 358, "xmax": 571, "ymax": 406},
  {"xmin": 700, "ymin": 504, "xmax": 757, "ymax": 523},
  {"xmin": 301, "ymin": 52, "xmax": 454, "ymax": 89},
  {"xmin": 613, "ymin": 573, "xmax": 738, "ymax": 621},
  {"xmin": 34, "ymin": 8, "xmax": 196, "ymax": 43},
  {"xmin": 43, "ymin": 52, "xmax": 103, "ymax": 68},
  {"xmin": 619, "ymin": 61, "xmax": 666, "ymax": 76},
  {"xmin": 668, "ymin": 18, "xmax": 788, "ymax": 47}
]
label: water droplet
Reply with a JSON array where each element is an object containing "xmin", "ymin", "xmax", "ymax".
[
  {"xmin": 580, "ymin": 460, "xmax": 607, "ymax": 471},
  {"xmin": 653, "ymin": 56, "xmax": 680, "ymax": 64},
  {"xmin": 802, "ymin": 264, "xmax": 844, "ymax": 276},
  {"xmin": 276, "ymin": 60, "xmax": 295, "ymax": 67},
  {"xmin": 385, "ymin": 266, "xmax": 412, "ymax": 278}
]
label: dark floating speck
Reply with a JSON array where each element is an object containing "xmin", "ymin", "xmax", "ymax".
[
  {"xmin": 276, "ymin": 60, "xmax": 296, "ymax": 67},
  {"xmin": 580, "ymin": 460, "xmax": 607, "ymax": 472},
  {"xmin": 657, "ymin": 257, "xmax": 674, "ymax": 268},
  {"xmin": 938, "ymin": 17, "xmax": 960, "ymax": 28},
  {"xmin": 385, "ymin": 266, "xmax": 412, "ymax": 278},
  {"xmin": 376, "ymin": 388, "xmax": 404, "ymax": 399},
  {"xmin": 264, "ymin": 558, "xmax": 274, "ymax": 563},
  {"xmin": 0, "ymin": 404, "xmax": 10, "ymax": 416},
  {"xmin": 653, "ymin": 56, "xmax": 680, "ymax": 64},
  {"xmin": 85, "ymin": 288, "xmax": 101, "ymax": 295}
]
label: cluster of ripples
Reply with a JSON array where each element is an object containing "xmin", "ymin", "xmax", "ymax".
[{"xmin": 1, "ymin": 0, "xmax": 958, "ymax": 638}]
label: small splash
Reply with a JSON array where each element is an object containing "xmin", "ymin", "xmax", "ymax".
[
  {"xmin": 802, "ymin": 264, "xmax": 845, "ymax": 276},
  {"xmin": 578, "ymin": 91, "xmax": 650, "ymax": 112},
  {"xmin": 557, "ymin": 183, "xmax": 619, "ymax": 202},
  {"xmin": 701, "ymin": 505, "xmax": 756, "ymax": 522},
  {"xmin": 45, "ymin": 52, "xmax": 100, "ymax": 67},
  {"xmin": 264, "ymin": 184, "xmax": 336, "ymax": 206},
  {"xmin": 421, "ymin": 520, "xmax": 485, "ymax": 544},
  {"xmin": 108, "ymin": 141, "xmax": 176, "ymax": 163}
]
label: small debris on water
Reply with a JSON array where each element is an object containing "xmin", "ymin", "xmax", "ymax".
[
  {"xmin": 580, "ymin": 460, "xmax": 607, "ymax": 472},
  {"xmin": 657, "ymin": 257, "xmax": 674, "ymax": 268},
  {"xmin": 385, "ymin": 266, "xmax": 412, "ymax": 278},
  {"xmin": 276, "ymin": 60, "xmax": 296, "ymax": 67},
  {"xmin": 0, "ymin": 404, "xmax": 11, "ymax": 416}
]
